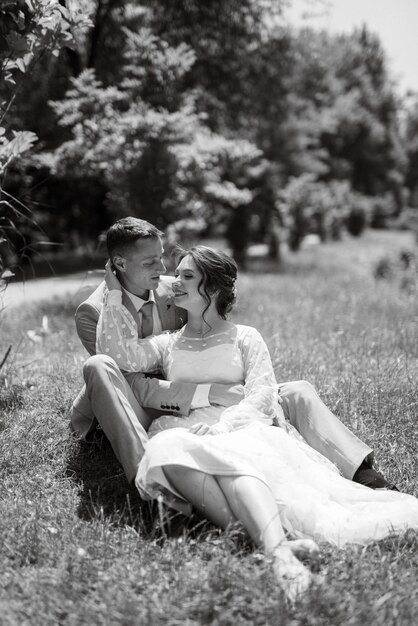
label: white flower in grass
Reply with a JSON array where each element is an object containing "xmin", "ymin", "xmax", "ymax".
[
  {"xmin": 27, "ymin": 316, "xmax": 50, "ymax": 343},
  {"xmin": 27, "ymin": 330, "xmax": 42, "ymax": 343}
]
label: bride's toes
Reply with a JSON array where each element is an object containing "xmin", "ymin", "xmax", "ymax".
[
  {"xmin": 285, "ymin": 539, "xmax": 320, "ymax": 565},
  {"xmin": 273, "ymin": 546, "xmax": 313, "ymax": 605}
]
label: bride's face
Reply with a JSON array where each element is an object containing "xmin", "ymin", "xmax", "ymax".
[{"xmin": 172, "ymin": 255, "xmax": 209, "ymax": 313}]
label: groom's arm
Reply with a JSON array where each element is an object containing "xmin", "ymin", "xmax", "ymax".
[
  {"xmin": 125, "ymin": 373, "xmax": 244, "ymax": 415},
  {"xmin": 76, "ymin": 301, "xmax": 98, "ymax": 356}
]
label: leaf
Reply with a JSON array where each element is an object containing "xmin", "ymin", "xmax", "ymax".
[
  {"xmin": 1, "ymin": 269, "xmax": 15, "ymax": 279},
  {"xmin": 0, "ymin": 35, "xmax": 10, "ymax": 53},
  {"xmin": 16, "ymin": 11, "xmax": 26, "ymax": 30},
  {"xmin": 55, "ymin": 4, "xmax": 69, "ymax": 18},
  {"xmin": 15, "ymin": 57, "xmax": 26, "ymax": 72},
  {"xmin": 4, "ymin": 72, "xmax": 16, "ymax": 86},
  {"xmin": 23, "ymin": 52, "xmax": 33, "ymax": 66},
  {"xmin": 7, "ymin": 131, "xmax": 38, "ymax": 156}
]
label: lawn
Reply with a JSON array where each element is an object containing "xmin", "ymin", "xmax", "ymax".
[{"xmin": 0, "ymin": 229, "xmax": 417, "ymax": 625}]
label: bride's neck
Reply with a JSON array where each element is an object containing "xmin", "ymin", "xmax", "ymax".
[{"xmin": 185, "ymin": 310, "xmax": 226, "ymax": 337}]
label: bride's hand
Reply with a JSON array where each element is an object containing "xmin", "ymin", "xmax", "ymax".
[
  {"xmin": 104, "ymin": 260, "xmax": 122, "ymax": 292},
  {"xmin": 189, "ymin": 422, "xmax": 213, "ymax": 436}
]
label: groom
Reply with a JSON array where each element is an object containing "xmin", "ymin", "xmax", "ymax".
[{"xmin": 71, "ymin": 217, "xmax": 396, "ymax": 490}]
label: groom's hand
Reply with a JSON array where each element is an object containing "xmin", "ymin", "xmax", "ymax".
[
  {"xmin": 209, "ymin": 383, "xmax": 244, "ymax": 407},
  {"xmin": 189, "ymin": 422, "xmax": 213, "ymax": 436},
  {"xmin": 104, "ymin": 260, "xmax": 122, "ymax": 292}
]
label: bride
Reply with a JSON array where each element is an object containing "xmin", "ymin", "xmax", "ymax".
[{"xmin": 97, "ymin": 245, "xmax": 418, "ymax": 603}]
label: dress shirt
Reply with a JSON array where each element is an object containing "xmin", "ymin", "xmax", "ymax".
[{"xmin": 124, "ymin": 289, "xmax": 162, "ymax": 335}]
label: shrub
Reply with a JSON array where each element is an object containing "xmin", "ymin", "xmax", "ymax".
[
  {"xmin": 370, "ymin": 195, "xmax": 396, "ymax": 229},
  {"xmin": 346, "ymin": 205, "xmax": 367, "ymax": 237},
  {"xmin": 278, "ymin": 176, "xmax": 370, "ymax": 250},
  {"xmin": 374, "ymin": 249, "xmax": 417, "ymax": 292}
]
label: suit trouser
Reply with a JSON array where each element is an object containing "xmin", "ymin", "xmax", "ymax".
[
  {"xmin": 278, "ymin": 381, "xmax": 372, "ymax": 479},
  {"xmin": 71, "ymin": 356, "xmax": 373, "ymax": 483},
  {"xmin": 72, "ymin": 356, "xmax": 151, "ymax": 482}
]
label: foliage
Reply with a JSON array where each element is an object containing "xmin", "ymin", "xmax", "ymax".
[
  {"xmin": 368, "ymin": 194, "xmax": 397, "ymax": 229},
  {"xmin": 144, "ymin": 0, "xmax": 289, "ymax": 131},
  {"xmin": 45, "ymin": 19, "xmax": 267, "ymax": 263},
  {"xmin": 0, "ymin": 0, "xmax": 89, "ymax": 172},
  {"xmin": 0, "ymin": 1, "xmax": 413, "ymax": 268},
  {"xmin": 39, "ymin": 1, "xmax": 290, "ymax": 262},
  {"xmin": 319, "ymin": 28, "xmax": 406, "ymax": 208},
  {"xmin": 374, "ymin": 248, "xmax": 418, "ymax": 294},
  {"xmin": 0, "ymin": 0, "xmax": 90, "ymax": 284},
  {"xmin": 346, "ymin": 205, "xmax": 367, "ymax": 237},
  {"xmin": 277, "ymin": 174, "xmax": 371, "ymax": 250},
  {"xmin": 404, "ymin": 94, "xmax": 418, "ymax": 208}
]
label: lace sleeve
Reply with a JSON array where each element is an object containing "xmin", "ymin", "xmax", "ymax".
[
  {"xmin": 96, "ymin": 290, "xmax": 170, "ymax": 372},
  {"xmin": 210, "ymin": 326, "xmax": 285, "ymax": 434}
]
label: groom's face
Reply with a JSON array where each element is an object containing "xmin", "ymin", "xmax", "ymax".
[{"xmin": 115, "ymin": 236, "xmax": 166, "ymax": 297}]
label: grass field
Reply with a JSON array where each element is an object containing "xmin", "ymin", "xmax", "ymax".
[{"xmin": 1, "ymin": 230, "xmax": 417, "ymax": 625}]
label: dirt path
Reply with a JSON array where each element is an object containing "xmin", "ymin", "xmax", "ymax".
[{"xmin": 1, "ymin": 270, "xmax": 103, "ymax": 310}]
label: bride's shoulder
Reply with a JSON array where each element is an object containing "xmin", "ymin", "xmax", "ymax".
[
  {"xmin": 236, "ymin": 323, "xmax": 260, "ymax": 333},
  {"xmin": 235, "ymin": 324, "xmax": 263, "ymax": 341}
]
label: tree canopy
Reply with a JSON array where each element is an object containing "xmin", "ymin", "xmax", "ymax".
[{"xmin": 1, "ymin": 0, "xmax": 415, "ymax": 271}]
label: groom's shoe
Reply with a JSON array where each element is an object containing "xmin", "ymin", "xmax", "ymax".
[{"xmin": 353, "ymin": 460, "xmax": 399, "ymax": 491}]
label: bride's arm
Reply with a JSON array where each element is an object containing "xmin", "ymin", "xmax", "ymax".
[
  {"xmin": 96, "ymin": 290, "xmax": 170, "ymax": 372},
  {"xmin": 208, "ymin": 326, "xmax": 284, "ymax": 435}
]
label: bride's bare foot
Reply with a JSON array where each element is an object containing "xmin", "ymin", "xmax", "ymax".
[
  {"xmin": 284, "ymin": 539, "xmax": 320, "ymax": 565},
  {"xmin": 272, "ymin": 545, "xmax": 313, "ymax": 605}
]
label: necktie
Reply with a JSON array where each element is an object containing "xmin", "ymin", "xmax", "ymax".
[{"xmin": 141, "ymin": 301, "xmax": 154, "ymax": 337}]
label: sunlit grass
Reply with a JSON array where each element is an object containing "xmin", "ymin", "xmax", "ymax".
[{"xmin": 0, "ymin": 230, "xmax": 417, "ymax": 625}]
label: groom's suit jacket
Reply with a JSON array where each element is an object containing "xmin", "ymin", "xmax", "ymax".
[{"xmin": 73, "ymin": 276, "xmax": 199, "ymax": 438}]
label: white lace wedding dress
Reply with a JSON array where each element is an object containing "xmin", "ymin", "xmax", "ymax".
[{"xmin": 97, "ymin": 296, "xmax": 418, "ymax": 547}]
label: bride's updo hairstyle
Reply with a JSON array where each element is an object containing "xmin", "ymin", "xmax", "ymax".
[{"xmin": 177, "ymin": 245, "xmax": 238, "ymax": 320}]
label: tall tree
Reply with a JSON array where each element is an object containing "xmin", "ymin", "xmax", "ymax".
[
  {"xmin": 0, "ymin": 0, "xmax": 90, "ymax": 277},
  {"xmin": 404, "ymin": 94, "xmax": 418, "ymax": 208},
  {"xmin": 46, "ymin": 22, "xmax": 263, "ymax": 244},
  {"xmin": 320, "ymin": 27, "xmax": 407, "ymax": 210}
]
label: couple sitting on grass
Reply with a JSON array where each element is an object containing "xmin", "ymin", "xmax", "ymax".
[{"xmin": 71, "ymin": 217, "xmax": 418, "ymax": 604}]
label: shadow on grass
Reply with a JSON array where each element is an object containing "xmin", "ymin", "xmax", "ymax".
[{"xmin": 65, "ymin": 434, "xmax": 218, "ymax": 542}]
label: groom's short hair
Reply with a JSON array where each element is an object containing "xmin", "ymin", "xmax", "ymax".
[{"xmin": 106, "ymin": 217, "xmax": 162, "ymax": 258}]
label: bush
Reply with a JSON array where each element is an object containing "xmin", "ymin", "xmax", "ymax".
[
  {"xmin": 391, "ymin": 207, "xmax": 418, "ymax": 244},
  {"xmin": 346, "ymin": 205, "xmax": 367, "ymax": 237},
  {"xmin": 278, "ymin": 176, "xmax": 369, "ymax": 250},
  {"xmin": 374, "ymin": 249, "xmax": 417, "ymax": 292},
  {"xmin": 370, "ymin": 195, "xmax": 396, "ymax": 229}
]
